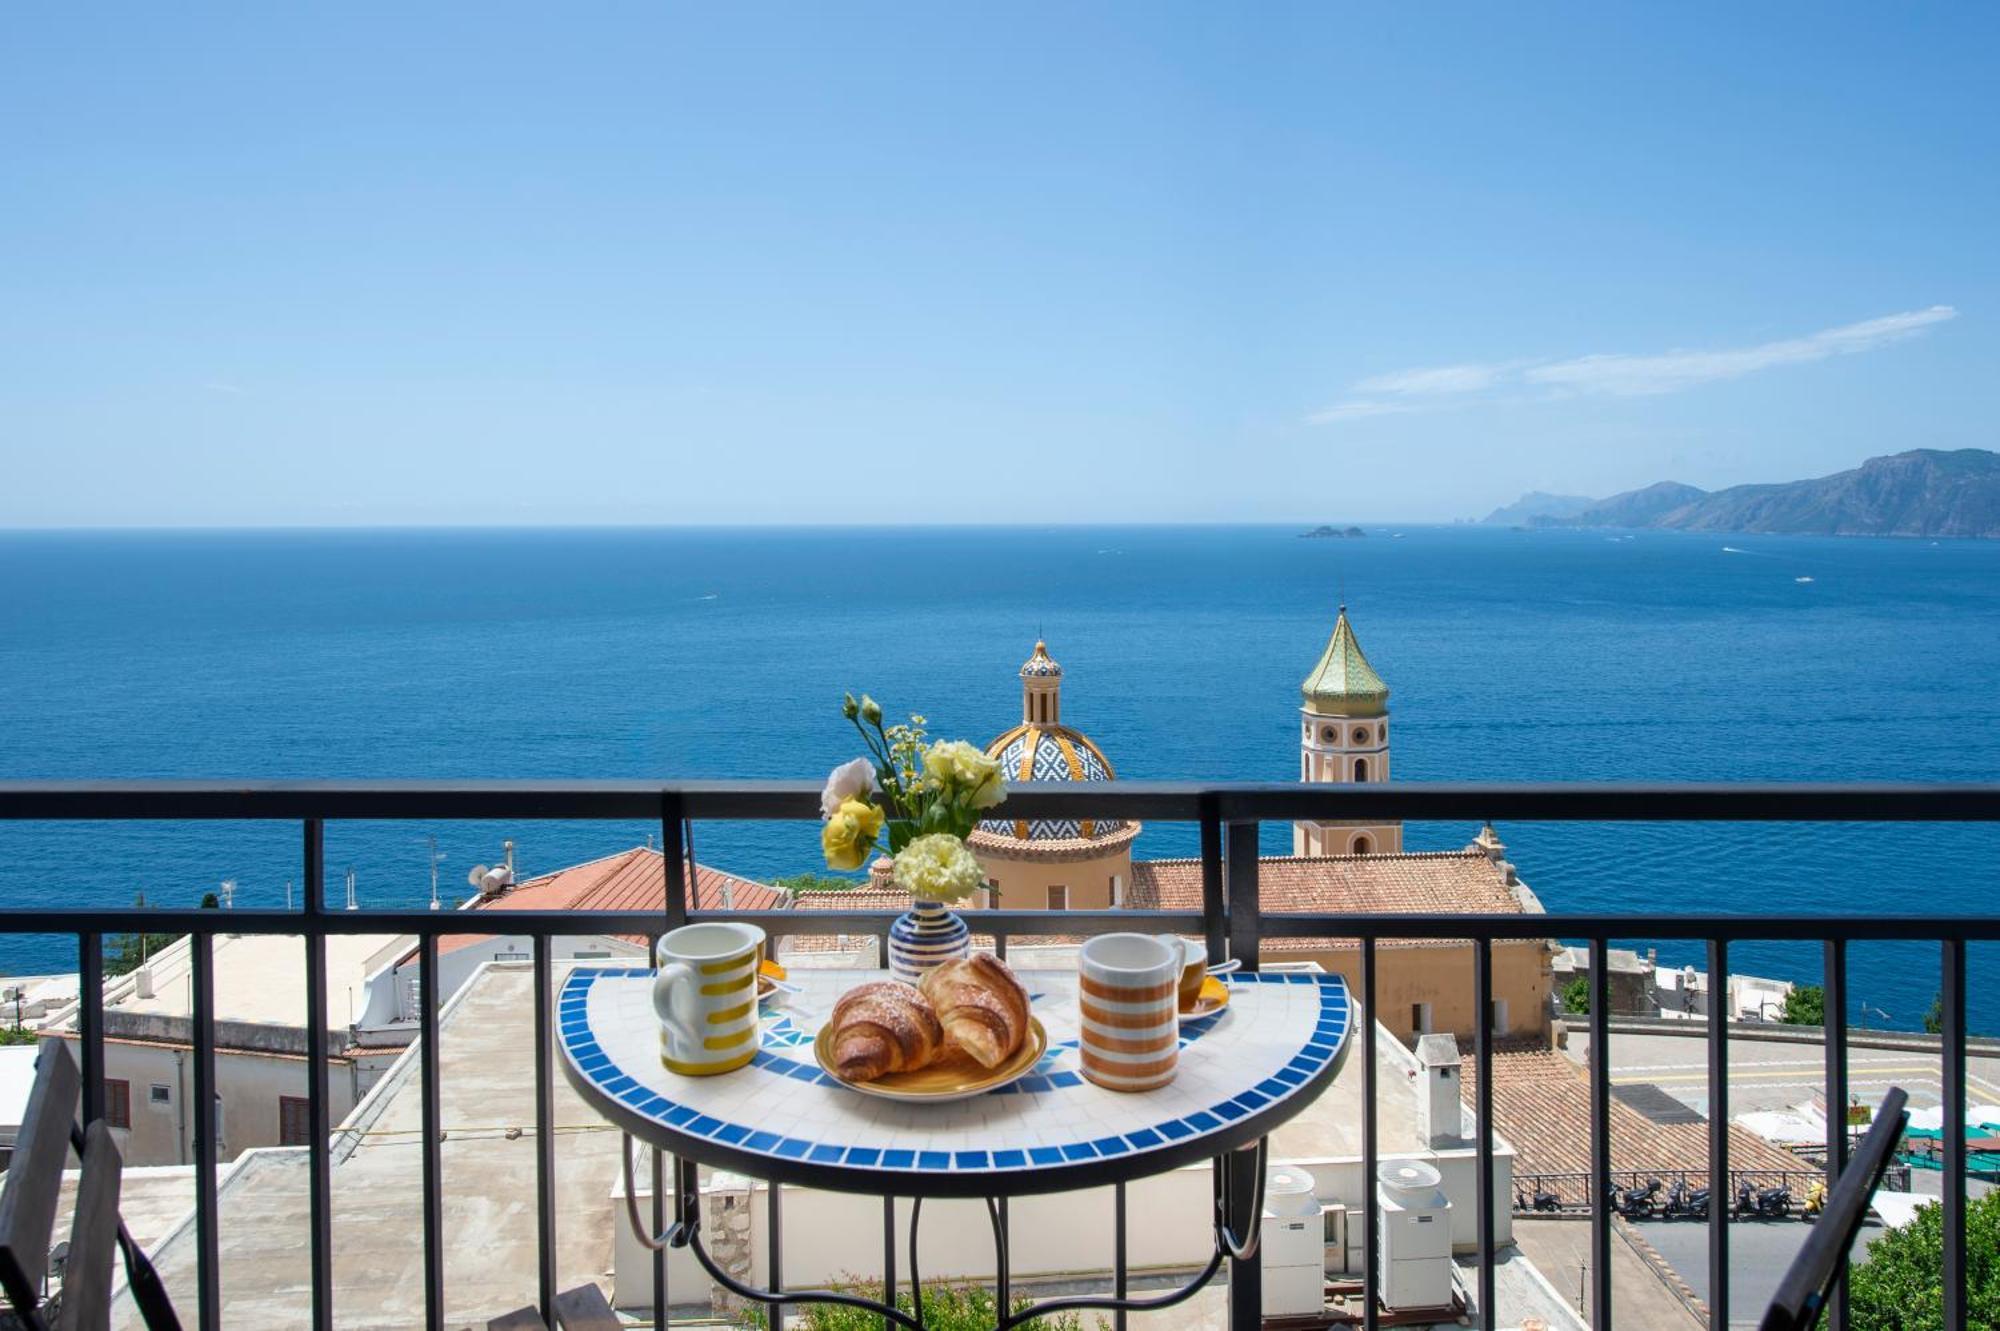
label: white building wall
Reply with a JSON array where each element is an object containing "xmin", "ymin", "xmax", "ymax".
[{"xmin": 64, "ymin": 1036, "xmax": 362, "ymax": 1168}]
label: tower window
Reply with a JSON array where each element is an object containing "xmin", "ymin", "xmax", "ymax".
[
  {"xmin": 1321, "ymin": 726, "xmax": 1338, "ymax": 742},
  {"xmin": 1353, "ymin": 727, "xmax": 1371, "ymax": 745},
  {"xmin": 1046, "ymin": 885, "xmax": 1068, "ymax": 910},
  {"xmin": 1352, "ymin": 834, "xmax": 1373, "ymax": 855},
  {"xmin": 1353, "ymin": 757, "xmax": 1369, "ymax": 782}
]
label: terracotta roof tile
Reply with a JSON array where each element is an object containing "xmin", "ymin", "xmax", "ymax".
[
  {"xmin": 1461, "ymin": 1041, "xmax": 1803, "ymax": 1192},
  {"xmin": 441, "ymin": 847, "xmax": 788, "ymax": 953},
  {"xmin": 1129, "ymin": 852, "xmax": 1529, "ymax": 952}
]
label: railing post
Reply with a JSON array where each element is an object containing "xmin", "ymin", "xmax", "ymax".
[
  {"xmin": 419, "ymin": 935, "xmax": 444, "ymax": 1329},
  {"xmin": 534, "ymin": 936, "xmax": 558, "ymax": 1326},
  {"xmin": 1200, "ymin": 796, "xmax": 1226, "ymax": 968},
  {"xmin": 1942, "ymin": 937, "xmax": 1966, "ymax": 1331},
  {"xmin": 1362, "ymin": 937, "xmax": 1379, "ymax": 1331},
  {"xmin": 1224, "ymin": 821, "xmax": 1260, "ymax": 972},
  {"xmin": 303, "ymin": 818, "xmax": 334, "ymax": 1331},
  {"xmin": 1823, "ymin": 937, "xmax": 1849, "ymax": 1331},
  {"xmin": 1588, "ymin": 938, "xmax": 1611, "ymax": 1330},
  {"xmin": 662, "ymin": 793, "xmax": 690, "ymax": 930},
  {"xmin": 1707, "ymin": 938, "xmax": 1729, "ymax": 1328},
  {"xmin": 192, "ymin": 930, "xmax": 221, "ymax": 1331},
  {"xmin": 1473, "ymin": 938, "xmax": 1495, "ymax": 1331},
  {"xmin": 77, "ymin": 931, "xmax": 103, "ymax": 1128}
]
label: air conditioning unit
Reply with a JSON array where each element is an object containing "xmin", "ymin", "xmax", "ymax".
[
  {"xmin": 1262, "ymin": 1165, "xmax": 1325, "ymax": 1318},
  {"xmin": 1377, "ymin": 1161, "xmax": 1453, "ymax": 1311}
]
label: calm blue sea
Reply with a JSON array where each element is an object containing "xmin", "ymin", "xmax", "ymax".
[{"xmin": 3, "ymin": 525, "xmax": 1997, "ymax": 1029}]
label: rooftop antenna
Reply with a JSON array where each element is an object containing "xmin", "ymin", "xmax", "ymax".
[
  {"xmin": 426, "ymin": 835, "xmax": 447, "ymax": 911},
  {"xmin": 219, "ymin": 879, "xmax": 236, "ymax": 911},
  {"xmin": 344, "ymin": 867, "xmax": 358, "ymax": 912},
  {"xmin": 285, "ymin": 879, "xmax": 295, "ymax": 912}
]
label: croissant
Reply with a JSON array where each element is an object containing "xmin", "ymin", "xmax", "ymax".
[
  {"xmin": 919, "ymin": 954, "xmax": 1030, "ymax": 1069},
  {"xmin": 828, "ymin": 981, "xmax": 944, "ymax": 1082}
]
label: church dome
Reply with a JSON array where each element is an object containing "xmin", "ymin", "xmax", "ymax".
[{"xmin": 974, "ymin": 640, "xmax": 1130, "ymax": 843}]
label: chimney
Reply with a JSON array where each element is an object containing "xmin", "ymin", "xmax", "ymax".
[
  {"xmin": 503, "ymin": 840, "xmax": 516, "ymax": 873},
  {"xmin": 134, "ymin": 967, "xmax": 155, "ymax": 1000},
  {"xmin": 1413, "ymin": 1034, "xmax": 1464, "ymax": 1148},
  {"xmin": 722, "ymin": 878, "xmax": 735, "ymax": 911}
]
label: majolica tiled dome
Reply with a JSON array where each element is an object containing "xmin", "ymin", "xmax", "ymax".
[{"xmin": 979, "ymin": 641, "xmax": 1126, "ymax": 842}]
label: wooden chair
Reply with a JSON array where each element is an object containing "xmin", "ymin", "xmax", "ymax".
[
  {"xmin": 485, "ymin": 1283, "xmax": 621, "ymax": 1330},
  {"xmin": 1759, "ymin": 1085, "xmax": 1910, "ymax": 1331},
  {"xmin": 0, "ymin": 1043, "xmax": 179, "ymax": 1331}
]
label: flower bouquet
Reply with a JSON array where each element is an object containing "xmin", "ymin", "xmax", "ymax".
[{"xmin": 819, "ymin": 693, "xmax": 1006, "ymax": 984}]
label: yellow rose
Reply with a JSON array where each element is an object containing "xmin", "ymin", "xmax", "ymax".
[
  {"xmin": 820, "ymin": 797, "xmax": 884, "ymax": 871},
  {"xmin": 923, "ymin": 740, "xmax": 1006, "ymax": 809}
]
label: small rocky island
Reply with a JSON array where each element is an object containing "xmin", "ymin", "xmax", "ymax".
[{"xmin": 1300, "ymin": 525, "xmax": 1366, "ymax": 539}]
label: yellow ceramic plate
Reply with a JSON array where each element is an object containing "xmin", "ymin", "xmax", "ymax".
[
  {"xmin": 814, "ymin": 1018, "xmax": 1049, "ymax": 1103},
  {"xmin": 1179, "ymin": 976, "xmax": 1230, "ymax": 1022}
]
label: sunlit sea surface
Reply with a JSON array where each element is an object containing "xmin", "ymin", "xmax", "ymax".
[{"xmin": 3, "ymin": 525, "xmax": 1997, "ymax": 1029}]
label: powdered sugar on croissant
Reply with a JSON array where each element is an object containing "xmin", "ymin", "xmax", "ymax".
[
  {"xmin": 828, "ymin": 980, "xmax": 943, "ymax": 1082},
  {"xmin": 919, "ymin": 954, "xmax": 1030, "ymax": 1069}
]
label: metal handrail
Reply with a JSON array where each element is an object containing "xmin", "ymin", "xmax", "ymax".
[{"xmin": 0, "ymin": 779, "xmax": 1991, "ymax": 1331}]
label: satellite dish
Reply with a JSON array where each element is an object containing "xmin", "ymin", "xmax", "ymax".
[{"xmin": 468, "ymin": 865, "xmax": 491, "ymax": 889}]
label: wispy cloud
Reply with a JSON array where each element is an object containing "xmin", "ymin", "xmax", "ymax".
[
  {"xmin": 1309, "ymin": 305, "xmax": 1957, "ymax": 423},
  {"xmin": 1304, "ymin": 399, "xmax": 1423, "ymax": 424}
]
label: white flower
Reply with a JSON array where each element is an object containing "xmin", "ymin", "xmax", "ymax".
[
  {"xmin": 891, "ymin": 833, "xmax": 986, "ymax": 905},
  {"xmin": 820, "ymin": 756, "xmax": 877, "ymax": 819}
]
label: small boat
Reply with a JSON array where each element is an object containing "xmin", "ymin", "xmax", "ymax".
[{"xmin": 1795, "ymin": 576, "xmax": 1814, "ymax": 584}]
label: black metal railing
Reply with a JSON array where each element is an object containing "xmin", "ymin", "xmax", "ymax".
[{"xmin": 1, "ymin": 780, "xmax": 1996, "ymax": 1331}]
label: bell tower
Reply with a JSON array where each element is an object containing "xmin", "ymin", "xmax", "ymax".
[{"xmin": 1294, "ymin": 606, "xmax": 1401, "ymax": 856}]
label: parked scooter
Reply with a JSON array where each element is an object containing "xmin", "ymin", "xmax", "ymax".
[
  {"xmin": 1734, "ymin": 1180, "xmax": 1794, "ymax": 1219},
  {"xmin": 1664, "ymin": 1179, "xmax": 1710, "ymax": 1220},
  {"xmin": 1803, "ymin": 1179, "xmax": 1827, "ymax": 1222},
  {"xmin": 1613, "ymin": 1178, "xmax": 1663, "ymax": 1219},
  {"xmin": 1520, "ymin": 1181, "xmax": 1562, "ymax": 1212}
]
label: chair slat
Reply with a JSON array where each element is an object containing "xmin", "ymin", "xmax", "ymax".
[
  {"xmin": 54, "ymin": 1121, "xmax": 122, "ymax": 1331},
  {"xmin": 485, "ymin": 1306, "xmax": 549, "ymax": 1330},
  {"xmin": 0, "ymin": 1040, "xmax": 80, "ymax": 1312},
  {"xmin": 1759, "ymin": 1085, "xmax": 1911, "ymax": 1331},
  {"xmin": 552, "ymin": 1284, "xmax": 620, "ymax": 1331}
]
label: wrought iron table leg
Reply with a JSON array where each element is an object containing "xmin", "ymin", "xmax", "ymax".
[{"xmin": 618, "ymin": 1133, "xmax": 1271, "ymax": 1331}]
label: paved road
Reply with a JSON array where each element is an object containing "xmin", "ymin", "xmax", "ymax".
[
  {"xmin": 1633, "ymin": 1217, "xmax": 1880, "ymax": 1328},
  {"xmin": 1566, "ymin": 1027, "xmax": 2000, "ymax": 1119}
]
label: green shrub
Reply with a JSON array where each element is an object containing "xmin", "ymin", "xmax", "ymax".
[
  {"xmin": 775, "ymin": 872, "xmax": 867, "ymax": 895},
  {"xmin": 1850, "ymin": 1190, "xmax": 2000, "ymax": 1328},
  {"xmin": 1559, "ymin": 976, "xmax": 1590, "ymax": 1015},
  {"xmin": 740, "ymin": 1280, "xmax": 1095, "ymax": 1331},
  {"xmin": 1779, "ymin": 983, "xmax": 1825, "ymax": 1025}
]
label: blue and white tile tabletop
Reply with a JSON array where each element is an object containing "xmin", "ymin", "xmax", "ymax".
[{"xmin": 559, "ymin": 966, "xmax": 1352, "ymax": 1199}]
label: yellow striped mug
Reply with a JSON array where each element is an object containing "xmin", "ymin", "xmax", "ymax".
[{"xmin": 653, "ymin": 922, "xmax": 766, "ymax": 1076}]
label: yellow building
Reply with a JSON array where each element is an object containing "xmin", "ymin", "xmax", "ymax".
[
  {"xmin": 1295, "ymin": 605, "xmax": 1402, "ymax": 855},
  {"xmin": 966, "ymin": 641, "xmax": 1140, "ymax": 910}
]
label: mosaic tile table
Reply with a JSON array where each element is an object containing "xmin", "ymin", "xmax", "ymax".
[{"xmin": 559, "ymin": 966, "xmax": 1352, "ymax": 1199}]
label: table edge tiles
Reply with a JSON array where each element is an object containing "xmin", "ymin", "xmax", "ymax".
[{"xmin": 557, "ymin": 967, "xmax": 1353, "ymax": 1200}]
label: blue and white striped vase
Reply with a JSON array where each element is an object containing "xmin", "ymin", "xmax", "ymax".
[{"xmin": 887, "ymin": 898, "xmax": 971, "ymax": 986}]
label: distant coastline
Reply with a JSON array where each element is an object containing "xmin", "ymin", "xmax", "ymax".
[{"xmin": 1482, "ymin": 448, "xmax": 2000, "ymax": 540}]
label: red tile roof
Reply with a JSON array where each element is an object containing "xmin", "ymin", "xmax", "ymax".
[
  {"xmin": 441, "ymin": 847, "xmax": 788, "ymax": 954},
  {"xmin": 1128, "ymin": 852, "xmax": 1530, "ymax": 952},
  {"xmin": 1461, "ymin": 1041, "xmax": 1803, "ymax": 1187}
]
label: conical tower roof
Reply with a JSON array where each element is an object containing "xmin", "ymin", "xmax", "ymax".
[{"xmin": 1301, "ymin": 606, "xmax": 1389, "ymax": 717}]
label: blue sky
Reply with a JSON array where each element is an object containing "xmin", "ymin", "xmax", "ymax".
[{"xmin": 3, "ymin": 4, "xmax": 1994, "ymax": 526}]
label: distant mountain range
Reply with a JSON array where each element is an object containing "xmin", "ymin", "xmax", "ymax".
[{"xmin": 1483, "ymin": 449, "xmax": 2000, "ymax": 539}]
